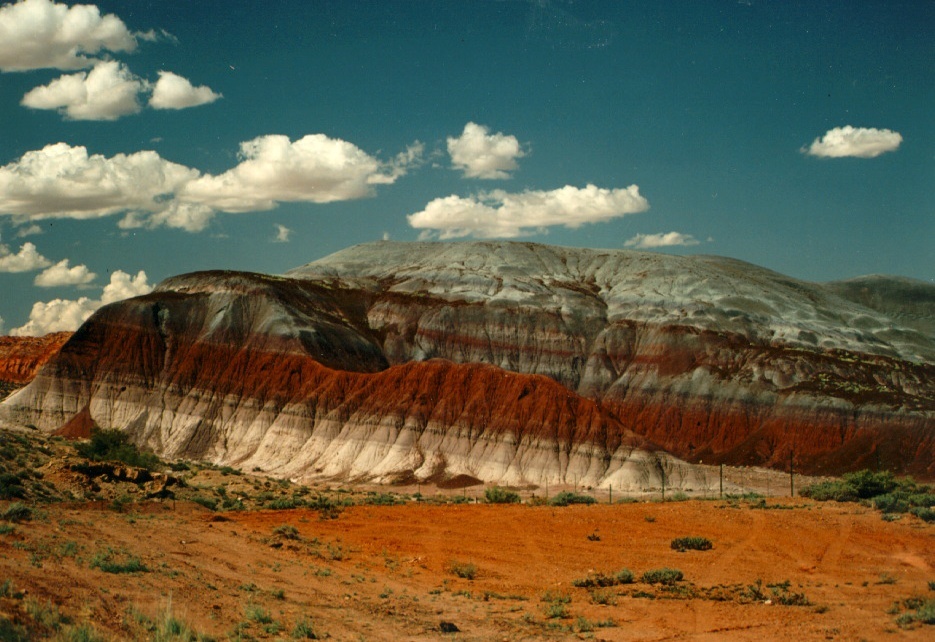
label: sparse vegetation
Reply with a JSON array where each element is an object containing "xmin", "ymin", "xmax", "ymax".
[
  {"xmin": 641, "ymin": 568, "xmax": 684, "ymax": 585},
  {"xmin": 448, "ymin": 561, "xmax": 477, "ymax": 580},
  {"xmin": 89, "ymin": 548, "xmax": 148, "ymax": 574},
  {"xmin": 671, "ymin": 536, "xmax": 713, "ymax": 552},
  {"xmin": 572, "ymin": 569, "xmax": 633, "ymax": 588}
]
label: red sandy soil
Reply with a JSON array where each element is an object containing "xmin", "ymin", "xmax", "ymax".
[{"xmin": 1, "ymin": 497, "xmax": 932, "ymax": 641}]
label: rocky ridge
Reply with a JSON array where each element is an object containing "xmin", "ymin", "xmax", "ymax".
[{"xmin": 2, "ymin": 241, "xmax": 933, "ymax": 483}]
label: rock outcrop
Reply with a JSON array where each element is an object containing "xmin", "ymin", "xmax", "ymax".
[{"xmin": 2, "ymin": 241, "xmax": 933, "ymax": 483}]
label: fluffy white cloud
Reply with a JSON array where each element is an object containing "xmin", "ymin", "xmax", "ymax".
[
  {"xmin": 624, "ymin": 231, "xmax": 701, "ymax": 249},
  {"xmin": 101, "ymin": 269, "xmax": 151, "ymax": 304},
  {"xmin": 33, "ymin": 259, "xmax": 96, "ymax": 287},
  {"xmin": 0, "ymin": 242, "xmax": 51, "ymax": 272},
  {"xmin": 447, "ymin": 122, "xmax": 525, "ymax": 179},
  {"xmin": 0, "ymin": 0, "xmax": 137, "ymax": 72},
  {"xmin": 408, "ymin": 184, "xmax": 649, "ymax": 239},
  {"xmin": 150, "ymin": 71, "xmax": 221, "ymax": 110},
  {"xmin": 21, "ymin": 60, "xmax": 144, "ymax": 120},
  {"xmin": 273, "ymin": 224, "xmax": 292, "ymax": 243},
  {"xmin": 0, "ymin": 142, "xmax": 200, "ymax": 223},
  {"xmin": 0, "ymin": 136, "xmax": 419, "ymax": 232},
  {"xmin": 11, "ymin": 269, "xmax": 151, "ymax": 336},
  {"xmin": 804, "ymin": 126, "xmax": 903, "ymax": 158},
  {"xmin": 182, "ymin": 134, "xmax": 421, "ymax": 212}
]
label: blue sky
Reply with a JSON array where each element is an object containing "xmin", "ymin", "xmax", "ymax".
[{"xmin": 0, "ymin": 0, "xmax": 932, "ymax": 335}]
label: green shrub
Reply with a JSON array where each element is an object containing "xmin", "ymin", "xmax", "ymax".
[
  {"xmin": 267, "ymin": 497, "xmax": 300, "ymax": 510},
  {"xmin": 911, "ymin": 507, "xmax": 935, "ymax": 523},
  {"xmin": 273, "ymin": 524, "xmax": 300, "ymax": 540},
  {"xmin": 671, "ymin": 536, "xmax": 713, "ymax": 552},
  {"xmin": 190, "ymin": 495, "xmax": 218, "ymax": 511},
  {"xmin": 75, "ymin": 428, "xmax": 160, "ymax": 470},
  {"xmin": 245, "ymin": 604, "xmax": 272, "ymax": 624},
  {"xmin": 0, "ymin": 472, "xmax": 27, "ymax": 500},
  {"xmin": 572, "ymin": 569, "xmax": 633, "ymax": 588},
  {"xmin": 549, "ymin": 491, "xmax": 596, "ymax": 507},
  {"xmin": 1, "ymin": 502, "xmax": 32, "ymax": 523},
  {"xmin": 448, "ymin": 561, "xmax": 477, "ymax": 580},
  {"xmin": 641, "ymin": 568, "xmax": 683, "ymax": 585},
  {"xmin": 485, "ymin": 486, "xmax": 521, "ymax": 504}
]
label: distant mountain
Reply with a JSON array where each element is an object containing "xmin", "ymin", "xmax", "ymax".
[{"xmin": 2, "ymin": 241, "xmax": 932, "ymax": 483}]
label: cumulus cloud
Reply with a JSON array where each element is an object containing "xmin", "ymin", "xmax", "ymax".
[
  {"xmin": 15, "ymin": 224, "xmax": 44, "ymax": 237},
  {"xmin": 21, "ymin": 60, "xmax": 144, "ymax": 120},
  {"xmin": 33, "ymin": 259, "xmax": 96, "ymax": 287},
  {"xmin": 272, "ymin": 224, "xmax": 292, "ymax": 243},
  {"xmin": 0, "ymin": 136, "xmax": 419, "ymax": 232},
  {"xmin": 624, "ymin": 231, "xmax": 701, "ymax": 249},
  {"xmin": 804, "ymin": 126, "xmax": 903, "ymax": 158},
  {"xmin": 408, "ymin": 184, "xmax": 649, "ymax": 239},
  {"xmin": 0, "ymin": 142, "xmax": 200, "ymax": 224},
  {"xmin": 0, "ymin": 0, "xmax": 138, "ymax": 72},
  {"xmin": 181, "ymin": 134, "xmax": 421, "ymax": 212},
  {"xmin": 0, "ymin": 242, "xmax": 51, "ymax": 272},
  {"xmin": 150, "ymin": 70, "xmax": 221, "ymax": 110},
  {"xmin": 11, "ymin": 269, "xmax": 151, "ymax": 336},
  {"xmin": 447, "ymin": 122, "xmax": 525, "ymax": 179}
]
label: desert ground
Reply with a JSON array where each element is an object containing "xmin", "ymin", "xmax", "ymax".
[{"xmin": 0, "ymin": 429, "xmax": 933, "ymax": 641}]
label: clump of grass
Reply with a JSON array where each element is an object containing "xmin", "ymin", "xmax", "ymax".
[
  {"xmin": 291, "ymin": 616, "xmax": 321, "ymax": 639},
  {"xmin": 1, "ymin": 502, "xmax": 32, "ymax": 523},
  {"xmin": 89, "ymin": 548, "xmax": 147, "ymax": 574},
  {"xmin": 485, "ymin": 486, "xmax": 521, "ymax": 504},
  {"xmin": 273, "ymin": 524, "xmax": 300, "ymax": 540},
  {"xmin": 540, "ymin": 590, "xmax": 571, "ymax": 619},
  {"xmin": 190, "ymin": 495, "xmax": 218, "ymax": 511},
  {"xmin": 589, "ymin": 588, "xmax": 617, "ymax": 605},
  {"xmin": 641, "ymin": 568, "xmax": 684, "ymax": 585},
  {"xmin": 671, "ymin": 536, "xmax": 713, "ymax": 552},
  {"xmin": 572, "ymin": 569, "xmax": 633, "ymax": 588},
  {"xmin": 245, "ymin": 603, "xmax": 273, "ymax": 624},
  {"xmin": 448, "ymin": 561, "xmax": 477, "ymax": 580},
  {"xmin": 548, "ymin": 491, "xmax": 596, "ymax": 507}
]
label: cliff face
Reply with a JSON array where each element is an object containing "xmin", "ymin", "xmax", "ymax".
[
  {"xmin": 3, "ymin": 241, "xmax": 933, "ymax": 483},
  {"xmin": 0, "ymin": 333, "xmax": 71, "ymax": 399}
]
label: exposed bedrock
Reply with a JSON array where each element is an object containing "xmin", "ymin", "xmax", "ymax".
[{"xmin": 3, "ymin": 241, "xmax": 934, "ymax": 480}]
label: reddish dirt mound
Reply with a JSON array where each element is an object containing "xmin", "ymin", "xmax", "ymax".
[{"xmin": 1, "ymin": 498, "xmax": 932, "ymax": 640}]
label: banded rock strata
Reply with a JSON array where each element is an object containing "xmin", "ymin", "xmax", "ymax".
[{"xmin": 2, "ymin": 241, "xmax": 933, "ymax": 484}]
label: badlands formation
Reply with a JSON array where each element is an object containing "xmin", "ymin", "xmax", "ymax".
[{"xmin": 2, "ymin": 241, "xmax": 933, "ymax": 485}]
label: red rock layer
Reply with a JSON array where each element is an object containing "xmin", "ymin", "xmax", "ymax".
[{"xmin": 0, "ymin": 333, "xmax": 71, "ymax": 384}]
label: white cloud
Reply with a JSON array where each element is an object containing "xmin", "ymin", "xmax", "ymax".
[
  {"xmin": 624, "ymin": 231, "xmax": 701, "ymax": 249},
  {"xmin": 101, "ymin": 269, "xmax": 151, "ymax": 304},
  {"xmin": 15, "ymin": 224, "xmax": 44, "ymax": 237},
  {"xmin": 182, "ymin": 134, "xmax": 420, "ymax": 212},
  {"xmin": 0, "ymin": 142, "xmax": 200, "ymax": 223},
  {"xmin": 408, "ymin": 184, "xmax": 649, "ymax": 239},
  {"xmin": 34, "ymin": 259, "xmax": 96, "ymax": 287},
  {"xmin": 272, "ymin": 224, "xmax": 292, "ymax": 243},
  {"xmin": 447, "ymin": 122, "xmax": 525, "ymax": 179},
  {"xmin": 804, "ymin": 126, "xmax": 903, "ymax": 159},
  {"xmin": 21, "ymin": 60, "xmax": 144, "ymax": 121},
  {"xmin": 0, "ymin": 0, "xmax": 137, "ymax": 72},
  {"xmin": 0, "ymin": 136, "xmax": 419, "ymax": 232},
  {"xmin": 150, "ymin": 71, "xmax": 221, "ymax": 110},
  {"xmin": 0, "ymin": 242, "xmax": 51, "ymax": 272},
  {"xmin": 11, "ymin": 269, "xmax": 151, "ymax": 336}
]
